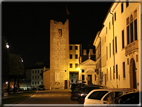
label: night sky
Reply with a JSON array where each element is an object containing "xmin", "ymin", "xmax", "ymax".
[{"xmin": 2, "ymin": 1, "xmax": 112, "ymax": 68}]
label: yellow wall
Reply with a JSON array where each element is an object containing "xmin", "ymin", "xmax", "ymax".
[{"xmin": 43, "ymin": 70, "xmax": 50, "ymax": 90}]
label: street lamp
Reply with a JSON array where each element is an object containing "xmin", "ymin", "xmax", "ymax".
[{"xmin": 6, "ymin": 42, "xmax": 9, "ymax": 49}]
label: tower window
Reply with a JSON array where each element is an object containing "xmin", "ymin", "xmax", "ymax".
[{"xmin": 58, "ymin": 29, "xmax": 62, "ymax": 37}]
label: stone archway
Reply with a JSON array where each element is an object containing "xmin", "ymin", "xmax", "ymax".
[{"xmin": 130, "ymin": 58, "xmax": 137, "ymax": 89}]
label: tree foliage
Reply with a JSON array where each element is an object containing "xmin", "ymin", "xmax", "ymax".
[
  {"xmin": 9, "ymin": 54, "xmax": 24, "ymax": 76},
  {"xmin": 2, "ymin": 37, "xmax": 10, "ymax": 76}
]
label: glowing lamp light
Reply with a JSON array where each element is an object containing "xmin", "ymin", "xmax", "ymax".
[
  {"xmin": 6, "ymin": 43, "xmax": 9, "ymax": 48},
  {"xmin": 6, "ymin": 82, "xmax": 8, "ymax": 84}
]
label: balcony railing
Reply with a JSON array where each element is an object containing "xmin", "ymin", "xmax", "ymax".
[{"xmin": 125, "ymin": 40, "xmax": 138, "ymax": 56}]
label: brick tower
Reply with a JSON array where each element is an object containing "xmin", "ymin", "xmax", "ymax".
[{"xmin": 50, "ymin": 19, "xmax": 69, "ymax": 89}]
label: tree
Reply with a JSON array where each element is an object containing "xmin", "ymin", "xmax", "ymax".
[
  {"xmin": 2, "ymin": 37, "xmax": 10, "ymax": 94},
  {"xmin": 9, "ymin": 54, "xmax": 24, "ymax": 93}
]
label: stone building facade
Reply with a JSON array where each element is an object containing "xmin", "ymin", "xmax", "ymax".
[
  {"xmin": 49, "ymin": 19, "xmax": 69, "ymax": 89},
  {"xmin": 93, "ymin": 1, "xmax": 141, "ymax": 91}
]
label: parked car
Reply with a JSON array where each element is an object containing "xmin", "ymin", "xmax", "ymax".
[
  {"xmin": 84, "ymin": 88, "xmax": 133, "ymax": 105},
  {"xmin": 71, "ymin": 83, "xmax": 86, "ymax": 92},
  {"xmin": 111, "ymin": 91, "xmax": 140, "ymax": 104},
  {"xmin": 38, "ymin": 85, "xmax": 45, "ymax": 90},
  {"xmin": 71, "ymin": 85, "xmax": 104, "ymax": 104}
]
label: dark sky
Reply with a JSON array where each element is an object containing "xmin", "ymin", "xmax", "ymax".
[{"xmin": 2, "ymin": 1, "xmax": 112, "ymax": 68}]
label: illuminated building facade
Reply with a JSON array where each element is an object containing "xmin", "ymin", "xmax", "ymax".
[{"xmin": 94, "ymin": 1, "xmax": 141, "ymax": 91}]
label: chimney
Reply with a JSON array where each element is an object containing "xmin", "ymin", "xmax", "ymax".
[
  {"xmin": 83, "ymin": 49, "xmax": 87, "ymax": 55},
  {"xmin": 89, "ymin": 49, "xmax": 93, "ymax": 55}
]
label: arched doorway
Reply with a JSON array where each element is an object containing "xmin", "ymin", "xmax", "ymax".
[{"xmin": 130, "ymin": 58, "xmax": 137, "ymax": 89}]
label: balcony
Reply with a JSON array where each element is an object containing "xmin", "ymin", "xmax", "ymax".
[{"xmin": 125, "ymin": 40, "xmax": 138, "ymax": 56}]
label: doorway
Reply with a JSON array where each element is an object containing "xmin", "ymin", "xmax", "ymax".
[
  {"xmin": 130, "ymin": 58, "xmax": 137, "ymax": 89},
  {"xmin": 88, "ymin": 75, "xmax": 92, "ymax": 85}
]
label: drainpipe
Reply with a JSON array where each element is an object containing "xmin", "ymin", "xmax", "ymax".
[{"xmin": 110, "ymin": 11, "xmax": 116, "ymax": 88}]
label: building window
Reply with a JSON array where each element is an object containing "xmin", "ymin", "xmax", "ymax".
[
  {"xmin": 115, "ymin": 36, "xmax": 117, "ymax": 53},
  {"xmin": 70, "ymin": 54, "xmax": 72, "ymax": 59},
  {"xmin": 127, "ymin": 25, "xmax": 130, "ymax": 44},
  {"xmin": 113, "ymin": 66, "xmax": 115, "ymax": 79},
  {"xmin": 32, "ymin": 82, "xmax": 34, "ymax": 84},
  {"xmin": 106, "ymin": 46, "xmax": 108, "ymax": 60},
  {"xmin": 110, "ymin": 67, "xmax": 112, "ymax": 80},
  {"xmin": 112, "ymin": 16, "xmax": 114, "ymax": 25},
  {"xmin": 75, "ymin": 63, "xmax": 78, "ymax": 68},
  {"xmin": 116, "ymin": 65, "xmax": 118, "ymax": 79},
  {"xmin": 82, "ymin": 75, "xmax": 84, "ymax": 80},
  {"xmin": 58, "ymin": 29, "xmax": 62, "ymax": 37},
  {"xmin": 32, "ymin": 76, "xmax": 34, "ymax": 79},
  {"xmin": 136, "ymin": 55, "xmax": 138, "ymax": 62},
  {"xmin": 71, "ymin": 79, "xmax": 73, "ymax": 82},
  {"xmin": 126, "ymin": 1, "xmax": 129, "ymax": 7},
  {"xmin": 109, "ymin": 22, "xmax": 111, "ymax": 29},
  {"xmin": 35, "ymin": 70, "xmax": 37, "ymax": 73},
  {"xmin": 75, "ymin": 46, "xmax": 78, "ymax": 50},
  {"xmin": 35, "ymin": 76, "xmax": 36, "ymax": 79},
  {"xmin": 134, "ymin": 19, "xmax": 137, "ymax": 40},
  {"xmin": 109, "ymin": 43, "xmax": 111, "ymax": 57},
  {"xmin": 35, "ymin": 82, "xmax": 36, "ymax": 84},
  {"xmin": 82, "ymin": 70, "xmax": 84, "ymax": 73},
  {"xmin": 38, "ymin": 70, "xmax": 39, "ymax": 73},
  {"xmin": 75, "ymin": 54, "xmax": 78, "ymax": 59},
  {"xmin": 38, "ymin": 81, "xmax": 39, "ymax": 84},
  {"xmin": 38, "ymin": 76, "xmax": 39, "ymax": 79},
  {"xmin": 112, "ymin": 39, "xmax": 114, "ymax": 55},
  {"xmin": 70, "ymin": 64, "xmax": 72, "ymax": 68},
  {"xmin": 32, "ymin": 70, "xmax": 34, "ymax": 73},
  {"xmin": 122, "ymin": 30, "xmax": 125, "ymax": 49},
  {"xmin": 121, "ymin": 3, "xmax": 123, "ymax": 13},
  {"xmin": 69, "ymin": 46, "xmax": 72, "ymax": 50},
  {"xmin": 114, "ymin": 12, "xmax": 116, "ymax": 21},
  {"xmin": 127, "ymin": 58, "xmax": 129, "ymax": 65},
  {"xmin": 123, "ymin": 62, "xmax": 125, "ymax": 78},
  {"xmin": 130, "ymin": 15, "xmax": 134, "ymax": 43},
  {"xmin": 41, "ymin": 81, "xmax": 43, "ymax": 85},
  {"xmin": 107, "ymin": 69, "xmax": 108, "ymax": 81}
]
